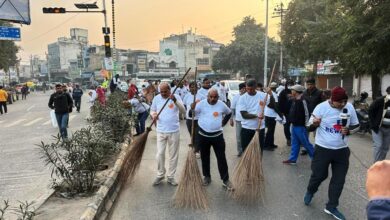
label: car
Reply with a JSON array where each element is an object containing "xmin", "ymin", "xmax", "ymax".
[
  {"xmin": 221, "ymin": 80, "xmax": 245, "ymax": 105},
  {"xmin": 119, "ymin": 81, "xmax": 129, "ymax": 92}
]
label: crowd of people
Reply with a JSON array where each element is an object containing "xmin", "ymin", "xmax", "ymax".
[{"xmin": 133, "ymin": 76, "xmax": 389, "ymax": 220}]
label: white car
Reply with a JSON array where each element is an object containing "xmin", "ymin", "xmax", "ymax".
[
  {"xmin": 119, "ymin": 81, "xmax": 129, "ymax": 92},
  {"xmin": 221, "ymin": 80, "xmax": 245, "ymax": 105}
]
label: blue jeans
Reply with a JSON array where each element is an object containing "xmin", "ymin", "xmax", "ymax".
[
  {"xmin": 289, "ymin": 125, "xmax": 314, "ymax": 161},
  {"xmin": 55, "ymin": 113, "xmax": 69, "ymax": 139},
  {"xmin": 136, "ymin": 111, "xmax": 148, "ymax": 134}
]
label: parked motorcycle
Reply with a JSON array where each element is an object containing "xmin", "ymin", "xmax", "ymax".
[{"xmin": 353, "ymin": 92, "xmax": 370, "ymax": 134}]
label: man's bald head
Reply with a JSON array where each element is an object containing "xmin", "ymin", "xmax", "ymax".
[{"xmin": 159, "ymin": 83, "xmax": 171, "ymax": 98}]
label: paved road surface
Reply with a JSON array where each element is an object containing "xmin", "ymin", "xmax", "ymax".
[
  {"xmin": 110, "ymin": 119, "xmax": 388, "ymax": 220},
  {"xmin": 0, "ymin": 91, "xmax": 90, "ymax": 205}
]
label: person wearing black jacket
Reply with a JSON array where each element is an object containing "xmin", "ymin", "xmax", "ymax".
[
  {"xmin": 369, "ymin": 86, "xmax": 390, "ymax": 162},
  {"xmin": 278, "ymin": 80, "xmax": 294, "ymax": 146},
  {"xmin": 301, "ymin": 78, "xmax": 323, "ymax": 155},
  {"xmin": 283, "ymin": 85, "xmax": 314, "ymax": 165},
  {"xmin": 48, "ymin": 84, "xmax": 73, "ymax": 139},
  {"xmin": 72, "ymin": 84, "xmax": 83, "ymax": 113}
]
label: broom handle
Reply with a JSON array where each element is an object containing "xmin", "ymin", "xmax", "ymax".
[
  {"xmin": 257, "ymin": 61, "xmax": 277, "ymax": 130},
  {"xmin": 190, "ymin": 67, "xmax": 198, "ymax": 147},
  {"xmin": 148, "ymin": 67, "xmax": 192, "ymax": 129}
]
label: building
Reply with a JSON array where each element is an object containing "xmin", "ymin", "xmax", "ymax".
[
  {"xmin": 159, "ymin": 30, "xmax": 222, "ymax": 74},
  {"xmin": 47, "ymin": 28, "xmax": 88, "ymax": 81}
]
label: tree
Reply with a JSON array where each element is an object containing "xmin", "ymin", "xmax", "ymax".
[
  {"xmin": 212, "ymin": 16, "xmax": 279, "ymax": 83},
  {"xmin": 335, "ymin": 0, "xmax": 390, "ymax": 98},
  {"xmin": 0, "ymin": 21, "xmax": 19, "ymax": 72},
  {"xmin": 282, "ymin": 0, "xmax": 338, "ymax": 74}
]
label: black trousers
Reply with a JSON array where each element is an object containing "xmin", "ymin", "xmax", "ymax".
[
  {"xmin": 283, "ymin": 119, "xmax": 291, "ymax": 141},
  {"xmin": 22, "ymin": 93, "xmax": 27, "ymax": 100},
  {"xmin": 307, "ymin": 145, "xmax": 350, "ymax": 209},
  {"xmin": 198, "ymin": 133, "xmax": 229, "ymax": 182},
  {"xmin": 265, "ymin": 116, "xmax": 277, "ymax": 147},
  {"xmin": 0, "ymin": 101, "xmax": 7, "ymax": 114},
  {"xmin": 74, "ymin": 99, "xmax": 81, "ymax": 112},
  {"xmin": 186, "ymin": 119, "xmax": 200, "ymax": 153},
  {"xmin": 241, "ymin": 127, "xmax": 265, "ymax": 153}
]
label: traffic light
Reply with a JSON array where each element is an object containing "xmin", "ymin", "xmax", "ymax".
[
  {"xmin": 42, "ymin": 7, "xmax": 66, "ymax": 13},
  {"xmin": 104, "ymin": 35, "xmax": 111, "ymax": 57}
]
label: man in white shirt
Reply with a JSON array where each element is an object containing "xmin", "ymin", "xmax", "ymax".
[
  {"xmin": 198, "ymin": 78, "xmax": 211, "ymax": 101},
  {"xmin": 191, "ymin": 88, "xmax": 233, "ymax": 190},
  {"xmin": 238, "ymin": 79, "xmax": 267, "ymax": 153},
  {"xmin": 303, "ymin": 86, "xmax": 359, "ymax": 220},
  {"xmin": 230, "ymin": 82, "xmax": 247, "ymax": 156},
  {"xmin": 264, "ymin": 82, "xmax": 282, "ymax": 150},
  {"xmin": 150, "ymin": 83, "xmax": 186, "ymax": 186},
  {"xmin": 212, "ymin": 81, "xmax": 227, "ymax": 103},
  {"xmin": 183, "ymin": 82, "xmax": 201, "ymax": 157}
]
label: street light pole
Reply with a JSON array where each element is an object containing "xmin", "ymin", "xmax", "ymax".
[
  {"xmin": 263, "ymin": 0, "xmax": 269, "ymax": 85},
  {"xmin": 273, "ymin": 2, "xmax": 288, "ymax": 77}
]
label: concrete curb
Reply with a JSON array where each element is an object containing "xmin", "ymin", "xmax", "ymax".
[{"xmin": 79, "ymin": 141, "xmax": 130, "ymax": 220}]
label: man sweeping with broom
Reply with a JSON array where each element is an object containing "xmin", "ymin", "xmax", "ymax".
[
  {"xmin": 190, "ymin": 88, "xmax": 233, "ymax": 190},
  {"xmin": 150, "ymin": 83, "xmax": 186, "ymax": 186}
]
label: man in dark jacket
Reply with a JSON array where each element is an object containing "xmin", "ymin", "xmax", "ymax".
[
  {"xmin": 278, "ymin": 80, "xmax": 294, "ymax": 146},
  {"xmin": 301, "ymin": 78, "xmax": 323, "ymax": 155},
  {"xmin": 282, "ymin": 85, "xmax": 314, "ymax": 165},
  {"xmin": 72, "ymin": 84, "xmax": 83, "ymax": 113},
  {"xmin": 369, "ymin": 86, "xmax": 390, "ymax": 162},
  {"xmin": 48, "ymin": 84, "xmax": 73, "ymax": 139}
]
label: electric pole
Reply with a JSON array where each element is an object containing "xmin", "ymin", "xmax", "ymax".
[
  {"xmin": 273, "ymin": 2, "xmax": 288, "ymax": 77},
  {"xmin": 264, "ymin": 0, "xmax": 269, "ymax": 85}
]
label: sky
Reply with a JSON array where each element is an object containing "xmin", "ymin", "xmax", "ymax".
[{"xmin": 16, "ymin": 0, "xmax": 290, "ymax": 64}]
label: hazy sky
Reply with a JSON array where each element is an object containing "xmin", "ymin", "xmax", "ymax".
[{"xmin": 17, "ymin": 0, "xmax": 290, "ymax": 63}]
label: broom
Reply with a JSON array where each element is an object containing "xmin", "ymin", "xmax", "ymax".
[
  {"xmin": 230, "ymin": 62, "xmax": 277, "ymax": 203},
  {"xmin": 173, "ymin": 68, "xmax": 209, "ymax": 209},
  {"xmin": 120, "ymin": 68, "xmax": 192, "ymax": 185}
]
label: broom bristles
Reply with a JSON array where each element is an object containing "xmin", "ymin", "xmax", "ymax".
[
  {"xmin": 120, "ymin": 129, "xmax": 150, "ymax": 185},
  {"xmin": 173, "ymin": 148, "xmax": 209, "ymax": 210},
  {"xmin": 230, "ymin": 131, "xmax": 265, "ymax": 204}
]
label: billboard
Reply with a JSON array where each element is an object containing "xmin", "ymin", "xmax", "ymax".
[{"xmin": 0, "ymin": 0, "xmax": 31, "ymax": 25}]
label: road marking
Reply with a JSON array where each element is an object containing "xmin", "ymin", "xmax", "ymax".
[
  {"xmin": 4, "ymin": 119, "xmax": 27, "ymax": 128},
  {"xmin": 26, "ymin": 105, "xmax": 35, "ymax": 112},
  {"xmin": 69, "ymin": 115, "xmax": 77, "ymax": 122},
  {"xmin": 23, "ymin": 118, "xmax": 43, "ymax": 126},
  {"xmin": 42, "ymin": 120, "xmax": 52, "ymax": 125}
]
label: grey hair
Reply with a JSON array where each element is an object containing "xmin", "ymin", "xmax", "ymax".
[
  {"xmin": 208, "ymin": 88, "xmax": 219, "ymax": 96},
  {"xmin": 159, "ymin": 82, "xmax": 171, "ymax": 90}
]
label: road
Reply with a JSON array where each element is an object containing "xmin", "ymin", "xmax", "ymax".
[
  {"xmin": 109, "ymin": 119, "xmax": 388, "ymax": 220},
  {"xmin": 0, "ymin": 91, "xmax": 90, "ymax": 205}
]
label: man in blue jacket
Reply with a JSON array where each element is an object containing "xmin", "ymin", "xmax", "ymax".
[{"xmin": 72, "ymin": 84, "xmax": 83, "ymax": 113}]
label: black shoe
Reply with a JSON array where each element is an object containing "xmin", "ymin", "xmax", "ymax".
[
  {"xmin": 271, "ymin": 144, "xmax": 278, "ymax": 148},
  {"xmin": 287, "ymin": 139, "xmax": 291, "ymax": 146},
  {"xmin": 237, "ymin": 152, "xmax": 242, "ymax": 157},
  {"xmin": 202, "ymin": 177, "xmax": 211, "ymax": 186},
  {"xmin": 222, "ymin": 180, "xmax": 234, "ymax": 191},
  {"xmin": 300, "ymin": 150, "xmax": 308, "ymax": 155}
]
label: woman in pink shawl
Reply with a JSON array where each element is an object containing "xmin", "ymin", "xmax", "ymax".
[{"xmin": 96, "ymin": 86, "xmax": 106, "ymax": 105}]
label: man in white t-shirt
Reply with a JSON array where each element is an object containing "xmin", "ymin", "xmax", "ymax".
[
  {"xmin": 264, "ymin": 82, "xmax": 282, "ymax": 150},
  {"xmin": 191, "ymin": 88, "xmax": 233, "ymax": 190},
  {"xmin": 230, "ymin": 82, "xmax": 246, "ymax": 156},
  {"xmin": 198, "ymin": 78, "xmax": 211, "ymax": 101},
  {"xmin": 150, "ymin": 83, "xmax": 186, "ymax": 186},
  {"xmin": 183, "ymin": 81, "xmax": 201, "ymax": 157},
  {"xmin": 238, "ymin": 79, "xmax": 267, "ymax": 153},
  {"xmin": 212, "ymin": 81, "xmax": 227, "ymax": 103},
  {"xmin": 303, "ymin": 86, "xmax": 359, "ymax": 220}
]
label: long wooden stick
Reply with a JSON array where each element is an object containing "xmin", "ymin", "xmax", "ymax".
[
  {"xmin": 190, "ymin": 67, "xmax": 198, "ymax": 148},
  {"xmin": 148, "ymin": 68, "xmax": 191, "ymax": 129}
]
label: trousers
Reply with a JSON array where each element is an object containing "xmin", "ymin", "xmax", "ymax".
[
  {"xmin": 55, "ymin": 113, "xmax": 69, "ymax": 139},
  {"xmin": 241, "ymin": 127, "xmax": 265, "ymax": 153},
  {"xmin": 307, "ymin": 146, "xmax": 350, "ymax": 209},
  {"xmin": 371, "ymin": 127, "xmax": 390, "ymax": 162},
  {"xmin": 289, "ymin": 125, "xmax": 314, "ymax": 161},
  {"xmin": 0, "ymin": 101, "xmax": 7, "ymax": 114},
  {"xmin": 198, "ymin": 133, "xmax": 229, "ymax": 182},
  {"xmin": 265, "ymin": 116, "xmax": 277, "ymax": 147},
  {"xmin": 156, "ymin": 131, "xmax": 180, "ymax": 179},
  {"xmin": 235, "ymin": 120, "xmax": 243, "ymax": 154},
  {"xmin": 186, "ymin": 119, "xmax": 200, "ymax": 152}
]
